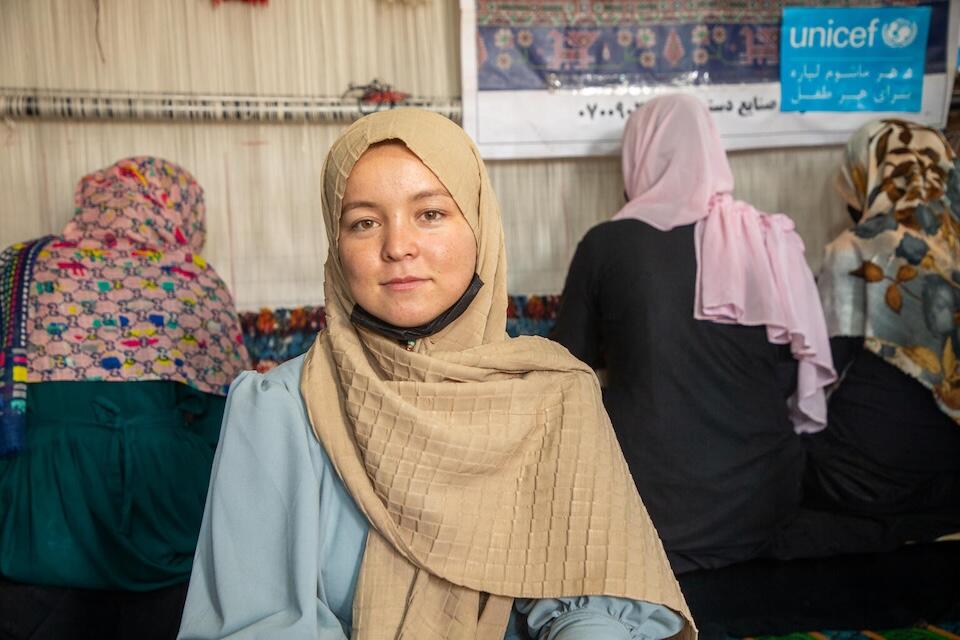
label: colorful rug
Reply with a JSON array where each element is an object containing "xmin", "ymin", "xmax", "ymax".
[
  {"xmin": 239, "ymin": 294, "xmax": 561, "ymax": 370},
  {"xmin": 475, "ymin": 0, "xmax": 950, "ymax": 91}
]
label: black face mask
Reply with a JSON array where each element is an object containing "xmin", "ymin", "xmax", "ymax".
[{"xmin": 349, "ymin": 274, "xmax": 484, "ymax": 344}]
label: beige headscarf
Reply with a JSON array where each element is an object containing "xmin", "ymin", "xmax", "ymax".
[{"xmin": 300, "ymin": 108, "xmax": 694, "ymax": 640}]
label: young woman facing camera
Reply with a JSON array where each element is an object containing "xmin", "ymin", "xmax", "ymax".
[
  {"xmin": 338, "ymin": 142, "xmax": 479, "ymax": 334},
  {"xmin": 178, "ymin": 109, "xmax": 694, "ymax": 640}
]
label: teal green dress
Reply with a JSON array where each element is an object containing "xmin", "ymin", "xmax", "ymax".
[{"xmin": 0, "ymin": 381, "xmax": 226, "ymax": 591}]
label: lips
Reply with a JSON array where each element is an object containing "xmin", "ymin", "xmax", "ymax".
[{"xmin": 382, "ymin": 276, "xmax": 428, "ymax": 291}]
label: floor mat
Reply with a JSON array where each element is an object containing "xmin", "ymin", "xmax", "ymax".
[
  {"xmin": 681, "ymin": 542, "xmax": 960, "ymax": 640},
  {"xmin": 744, "ymin": 623, "xmax": 960, "ymax": 640}
]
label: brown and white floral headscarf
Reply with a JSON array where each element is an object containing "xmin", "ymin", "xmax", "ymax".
[{"xmin": 820, "ymin": 119, "xmax": 960, "ymax": 420}]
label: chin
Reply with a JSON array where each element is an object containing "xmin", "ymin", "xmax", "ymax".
[
  {"xmin": 362, "ymin": 300, "xmax": 440, "ymax": 328},
  {"xmin": 367, "ymin": 289, "xmax": 452, "ymax": 328},
  {"xmin": 382, "ymin": 310, "xmax": 439, "ymax": 328}
]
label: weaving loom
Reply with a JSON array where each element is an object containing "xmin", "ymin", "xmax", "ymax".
[
  {"xmin": 1, "ymin": 2, "xmax": 959, "ymax": 637},
  {"xmin": 0, "ymin": 0, "xmax": 856, "ymax": 312}
]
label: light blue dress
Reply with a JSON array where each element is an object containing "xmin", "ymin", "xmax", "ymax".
[{"xmin": 178, "ymin": 355, "xmax": 685, "ymax": 640}]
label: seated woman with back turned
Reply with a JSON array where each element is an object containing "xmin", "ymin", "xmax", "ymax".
[
  {"xmin": 551, "ymin": 94, "xmax": 840, "ymax": 573},
  {"xmin": 178, "ymin": 109, "xmax": 694, "ymax": 640},
  {"xmin": 0, "ymin": 157, "xmax": 249, "ymax": 640},
  {"xmin": 806, "ymin": 119, "xmax": 960, "ymax": 538}
]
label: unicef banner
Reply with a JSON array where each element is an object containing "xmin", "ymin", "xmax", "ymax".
[
  {"xmin": 782, "ymin": 7, "xmax": 931, "ymax": 112},
  {"xmin": 460, "ymin": 0, "xmax": 959, "ymax": 159}
]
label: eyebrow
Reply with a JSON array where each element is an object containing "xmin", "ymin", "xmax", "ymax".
[
  {"xmin": 341, "ymin": 200, "xmax": 378, "ymax": 214},
  {"xmin": 411, "ymin": 189, "xmax": 453, "ymax": 201},
  {"xmin": 341, "ymin": 189, "xmax": 453, "ymax": 214}
]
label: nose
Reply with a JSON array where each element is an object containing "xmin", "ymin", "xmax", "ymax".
[{"xmin": 381, "ymin": 216, "xmax": 419, "ymax": 262}]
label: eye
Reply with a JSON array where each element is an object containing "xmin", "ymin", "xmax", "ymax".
[
  {"xmin": 420, "ymin": 209, "xmax": 446, "ymax": 223},
  {"xmin": 349, "ymin": 218, "xmax": 379, "ymax": 232}
]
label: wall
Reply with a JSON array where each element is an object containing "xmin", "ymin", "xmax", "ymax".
[{"xmin": 0, "ymin": 0, "xmax": 849, "ymax": 310}]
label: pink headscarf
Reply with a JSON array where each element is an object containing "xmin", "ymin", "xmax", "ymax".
[
  {"xmin": 613, "ymin": 94, "xmax": 836, "ymax": 433},
  {"xmin": 25, "ymin": 156, "xmax": 249, "ymax": 394}
]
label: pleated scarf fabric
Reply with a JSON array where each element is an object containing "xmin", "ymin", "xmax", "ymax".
[{"xmin": 300, "ymin": 108, "xmax": 695, "ymax": 640}]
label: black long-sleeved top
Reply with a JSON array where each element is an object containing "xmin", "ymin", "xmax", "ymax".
[
  {"xmin": 803, "ymin": 338, "xmax": 960, "ymax": 517},
  {"xmin": 552, "ymin": 219, "xmax": 803, "ymax": 573}
]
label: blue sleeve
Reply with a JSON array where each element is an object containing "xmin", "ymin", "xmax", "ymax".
[
  {"xmin": 177, "ymin": 366, "xmax": 351, "ymax": 639},
  {"xmin": 514, "ymin": 596, "xmax": 685, "ymax": 640}
]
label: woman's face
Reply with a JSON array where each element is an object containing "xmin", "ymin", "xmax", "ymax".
[{"xmin": 338, "ymin": 143, "xmax": 478, "ymax": 328}]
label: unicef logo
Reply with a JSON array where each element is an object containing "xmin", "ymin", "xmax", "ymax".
[{"xmin": 882, "ymin": 18, "xmax": 918, "ymax": 48}]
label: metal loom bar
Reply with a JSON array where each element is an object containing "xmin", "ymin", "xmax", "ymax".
[{"xmin": 0, "ymin": 88, "xmax": 462, "ymax": 124}]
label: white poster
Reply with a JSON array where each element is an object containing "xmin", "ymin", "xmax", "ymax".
[{"xmin": 460, "ymin": 0, "xmax": 960, "ymax": 159}]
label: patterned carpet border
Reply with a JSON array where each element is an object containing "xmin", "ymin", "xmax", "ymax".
[
  {"xmin": 744, "ymin": 623, "xmax": 960, "ymax": 640},
  {"xmin": 239, "ymin": 294, "xmax": 561, "ymax": 370}
]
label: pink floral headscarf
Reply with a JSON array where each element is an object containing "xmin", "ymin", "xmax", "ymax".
[
  {"xmin": 65, "ymin": 157, "xmax": 207, "ymax": 252},
  {"xmin": 613, "ymin": 94, "xmax": 836, "ymax": 433},
  {"xmin": 25, "ymin": 157, "xmax": 249, "ymax": 394}
]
